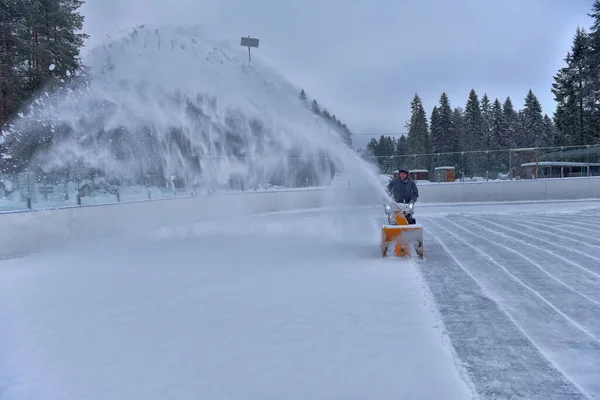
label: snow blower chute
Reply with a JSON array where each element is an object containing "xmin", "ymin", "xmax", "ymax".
[{"xmin": 381, "ymin": 201, "xmax": 424, "ymax": 259}]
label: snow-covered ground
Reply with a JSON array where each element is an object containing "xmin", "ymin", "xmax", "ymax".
[
  {"xmin": 0, "ymin": 206, "xmax": 474, "ymax": 400},
  {"xmin": 1, "ymin": 200, "xmax": 600, "ymax": 399}
]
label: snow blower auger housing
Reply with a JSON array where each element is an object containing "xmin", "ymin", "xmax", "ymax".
[{"xmin": 381, "ymin": 202, "xmax": 424, "ymax": 259}]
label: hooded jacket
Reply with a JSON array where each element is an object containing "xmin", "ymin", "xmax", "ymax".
[{"xmin": 387, "ymin": 171, "xmax": 419, "ymax": 204}]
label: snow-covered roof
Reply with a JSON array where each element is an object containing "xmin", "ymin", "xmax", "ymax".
[
  {"xmin": 409, "ymin": 169, "xmax": 428, "ymax": 173},
  {"xmin": 521, "ymin": 162, "xmax": 600, "ymax": 167},
  {"xmin": 434, "ymin": 166, "xmax": 455, "ymax": 170}
]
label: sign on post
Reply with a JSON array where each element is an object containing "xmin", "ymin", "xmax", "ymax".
[{"xmin": 240, "ymin": 36, "xmax": 259, "ymax": 62}]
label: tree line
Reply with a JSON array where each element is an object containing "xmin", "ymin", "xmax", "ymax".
[
  {"xmin": 366, "ymin": 0, "xmax": 600, "ymax": 177},
  {"xmin": 299, "ymin": 89, "xmax": 353, "ymax": 147},
  {"xmin": 366, "ymin": 90, "xmax": 555, "ymax": 176}
]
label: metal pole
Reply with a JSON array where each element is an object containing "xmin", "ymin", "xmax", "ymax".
[{"xmin": 248, "ymin": 46, "xmax": 251, "ymax": 62}]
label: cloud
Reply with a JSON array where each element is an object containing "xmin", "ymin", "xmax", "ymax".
[{"xmin": 79, "ymin": 0, "xmax": 596, "ymax": 136}]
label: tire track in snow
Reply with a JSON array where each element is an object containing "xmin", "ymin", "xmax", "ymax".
[
  {"xmin": 463, "ymin": 216, "xmax": 600, "ymax": 303},
  {"xmin": 416, "ymin": 224, "xmax": 587, "ymax": 400},
  {"xmin": 440, "ymin": 217, "xmax": 600, "ymax": 341},
  {"xmin": 522, "ymin": 216, "xmax": 600, "ymax": 242},
  {"xmin": 514, "ymin": 218, "xmax": 600, "ymax": 247},
  {"xmin": 421, "ymin": 217, "xmax": 600, "ymax": 398},
  {"xmin": 553, "ymin": 214, "xmax": 600, "ymax": 228},
  {"xmin": 483, "ymin": 217, "xmax": 600, "ymax": 261}
]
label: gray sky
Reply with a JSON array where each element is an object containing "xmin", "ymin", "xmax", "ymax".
[{"xmin": 80, "ymin": 0, "xmax": 594, "ymax": 149}]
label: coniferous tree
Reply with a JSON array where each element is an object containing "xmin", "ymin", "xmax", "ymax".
[
  {"xmin": 502, "ymin": 97, "xmax": 519, "ymax": 148},
  {"xmin": 366, "ymin": 138, "xmax": 378, "ymax": 155},
  {"xmin": 406, "ymin": 93, "xmax": 430, "ymax": 169},
  {"xmin": 299, "ymin": 89, "xmax": 307, "ymax": 100},
  {"xmin": 489, "ymin": 99, "xmax": 506, "ymax": 151},
  {"xmin": 586, "ymin": 0, "xmax": 600, "ymax": 142},
  {"xmin": 521, "ymin": 90, "xmax": 546, "ymax": 147},
  {"xmin": 23, "ymin": 0, "xmax": 88, "ymax": 98},
  {"xmin": 432, "ymin": 93, "xmax": 458, "ymax": 169},
  {"xmin": 452, "ymin": 107, "xmax": 464, "ymax": 151},
  {"xmin": 0, "ymin": 0, "xmax": 88, "ymax": 127},
  {"xmin": 552, "ymin": 26, "xmax": 592, "ymax": 146},
  {"xmin": 480, "ymin": 93, "xmax": 492, "ymax": 148},
  {"xmin": 436, "ymin": 93, "xmax": 457, "ymax": 153},
  {"xmin": 451, "ymin": 106, "xmax": 464, "ymax": 175},
  {"xmin": 489, "ymin": 98, "xmax": 509, "ymax": 174},
  {"xmin": 462, "ymin": 89, "xmax": 486, "ymax": 176},
  {"xmin": 544, "ymin": 114, "xmax": 559, "ymax": 146},
  {"xmin": 396, "ymin": 135, "xmax": 408, "ymax": 156},
  {"xmin": 463, "ymin": 89, "xmax": 484, "ymax": 152},
  {"xmin": 311, "ymin": 99, "xmax": 320, "ymax": 114},
  {"xmin": 430, "ymin": 106, "xmax": 441, "ymax": 153}
]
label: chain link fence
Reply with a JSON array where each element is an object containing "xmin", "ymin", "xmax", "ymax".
[{"xmin": 362, "ymin": 144, "xmax": 600, "ymax": 182}]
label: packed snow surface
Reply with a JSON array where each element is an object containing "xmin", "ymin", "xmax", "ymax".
[
  {"xmin": 0, "ymin": 206, "xmax": 473, "ymax": 400},
  {"xmin": 1, "ymin": 200, "xmax": 600, "ymax": 399}
]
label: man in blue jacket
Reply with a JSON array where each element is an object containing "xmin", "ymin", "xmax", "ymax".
[{"xmin": 387, "ymin": 168, "xmax": 419, "ymax": 204}]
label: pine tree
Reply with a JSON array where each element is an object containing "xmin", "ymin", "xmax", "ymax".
[
  {"xmin": 480, "ymin": 93, "xmax": 492, "ymax": 148},
  {"xmin": 394, "ymin": 135, "xmax": 408, "ymax": 170},
  {"xmin": 489, "ymin": 99, "xmax": 506, "ymax": 151},
  {"xmin": 430, "ymin": 106, "xmax": 441, "ymax": 153},
  {"xmin": 437, "ymin": 92, "xmax": 457, "ymax": 153},
  {"xmin": 463, "ymin": 89, "xmax": 485, "ymax": 151},
  {"xmin": 489, "ymin": 99, "xmax": 508, "ymax": 174},
  {"xmin": 450, "ymin": 107, "xmax": 465, "ymax": 177},
  {"xmin": 299, "ymin": 89, "xmax": 306, "ymax": 100},
  {"xmin": 544, "ymin": 114, "xmax": 559, "ymax": 146},
  {"xmin": 406, "ymin": 93, "xmax": 430, "ymax": 169},
  {"xmin": 586, "ymin": 0, "xmax": 600, "ymax": 142},
  {"xmin": 462, "ymin": 89, "xmax": 487, "ymax": 176},
  {"xmin": 23, "ymin": 0, "xmax": 89, "ymax": 97},
  {"xmin": 552, "ymin": 26, "xmax": 592, "ymax": 146},
  {"xmin": 396, "ymin": 135, "xmax": 408, "ymax": 156},
  {"xmin": 0, "ymin": 0, "xmax": 88, "ymax": 127},
  {"xmin": 1, "ymin": 0, "xmax": 28, "ymax": 126},
  {"xmin": 311, "ymin": 99, "xmax": 320, "ymax": 113},
  {"xmin": 521, "ymin": 90, "xmax": 546, "ymax": 147},
  {"xmin": 502, "ymin": 97, "xmax": 518, "ymax": 148},
  {"xmin": 452, "ymin": 107, "xmax": 464, "ymax": 152},
  {"xmin": 366, "ymin": 138, "xmax": 378, "ymax": 154}
]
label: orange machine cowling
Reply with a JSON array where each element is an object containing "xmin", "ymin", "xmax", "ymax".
[{"xmin": 381, "ymin": 209, "xmax": 424, "ymax": 258}]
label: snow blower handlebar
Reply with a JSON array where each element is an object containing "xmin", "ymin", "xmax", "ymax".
[{"xmin": 383, "ymin": 200, "xmax": 413, "ymax": 215}]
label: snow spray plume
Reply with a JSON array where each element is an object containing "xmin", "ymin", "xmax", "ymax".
[{"xmin": 2, "ymin": 25, "xmax": 388, "ymax": 201}]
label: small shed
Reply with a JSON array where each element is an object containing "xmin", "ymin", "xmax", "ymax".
[
  {"xmin": 434, "ymin": 166, "xmax": 455, "ymax": 182},
  {"xmin": 409, "ymin": 169, "xmax": 429, "ymax": 181}
]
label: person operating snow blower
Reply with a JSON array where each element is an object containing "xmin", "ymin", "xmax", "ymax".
[
  {"xmin": 381, "ymin": 168, "xmax": 423, "ymax": 258},
  {"xmin": 386, "ymin": 169, "xmax": 419, "ymax": 224}
]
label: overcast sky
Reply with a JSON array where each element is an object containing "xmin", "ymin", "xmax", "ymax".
[{"xmin": 80, "ymin": 0, "xmax": 594, "ymax": 149}]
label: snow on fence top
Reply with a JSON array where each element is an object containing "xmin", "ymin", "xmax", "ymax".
[{"xmin": 521, "ymin": 162, "xmax": 600, "ymax": 167}]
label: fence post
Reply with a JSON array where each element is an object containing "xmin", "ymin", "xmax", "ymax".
[{"xmin": 26, "ymin": 173, "xmax": 31, "ymax": 209}]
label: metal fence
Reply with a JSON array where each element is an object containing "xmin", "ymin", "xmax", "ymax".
[
  {"xmin": 362, "ymin": 144, "xmax": 600, "ymax": 182},
  {"xmin": 1, "ymin": 145, "xmax": 599, "ymax": 213},
  {"xmin": 0, "ymin": 165, "xmax": 327, "ymax": 213}
]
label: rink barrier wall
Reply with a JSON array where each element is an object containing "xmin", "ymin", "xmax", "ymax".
[
  {"xmin": 1, "ymin": 177, "xmax": 599, "ymax": 259},
  {"xmin": 0, "ymin": 188, "xmax": 332, "ymax": 259},
  {"xmin": 415, "ymin": 176, "xmax": 600, "ymax": 202}
]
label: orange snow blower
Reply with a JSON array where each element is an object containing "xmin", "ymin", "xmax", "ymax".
[{"xmin": 381, "ymin": 201, "xmax": 424, "ymax": 259}]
